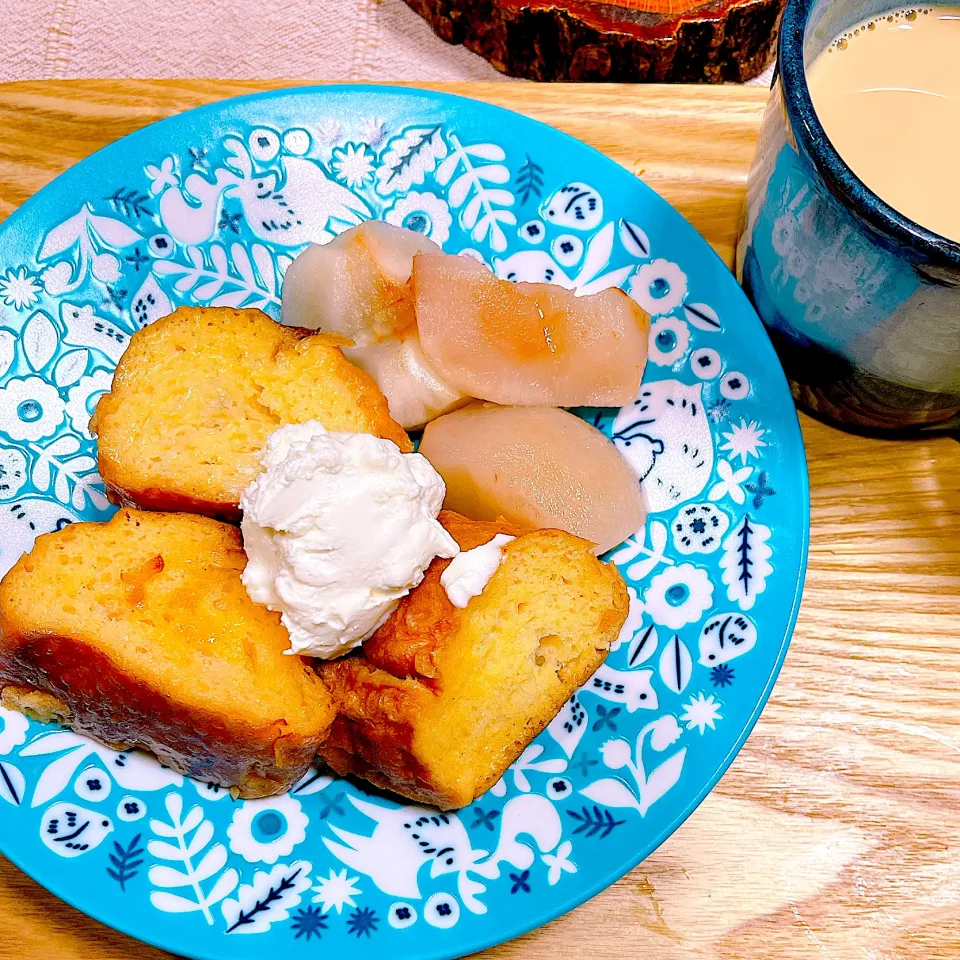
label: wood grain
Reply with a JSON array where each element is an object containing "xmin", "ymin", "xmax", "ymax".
[
  {"xmin": 400, "ymin": 0, "xmax": 783, "ymax": 83},
  {"xmin": 0, "ymin": 81, "xmax": 958, "ymax": 960}
]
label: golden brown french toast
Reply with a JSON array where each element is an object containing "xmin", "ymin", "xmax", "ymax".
[
  {"xmin": 90, "ymin": 306, "xmax": 412, "ymax": 521},
  {"xmin": 317, "ymin": 510, "xmax": 628, "ymax": 809},
  {"xmin": 0, "ymin": 508, "xmax": 335, "ymax": 798}
]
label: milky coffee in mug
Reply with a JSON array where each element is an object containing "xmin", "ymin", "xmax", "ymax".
[
  {"xmin": 807, "ymin": 7, "xmax": 960, "ymax": 244},
  {"xmin": 737, "ymin": 0, "xmax": 960, "ymax": 433}
]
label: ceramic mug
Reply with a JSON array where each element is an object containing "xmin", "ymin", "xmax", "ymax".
[{"xmin": 737, "ymin": 0, "xmax": 960, "ymax": 433}]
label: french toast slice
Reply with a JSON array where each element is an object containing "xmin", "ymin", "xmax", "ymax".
[
  {"xmin": 90, "ymin": 306, "xmax": 412, "ymax": 522},
  {"xmin": 317, "ymin": 510, "xmax": 628, "ymax": 809},
  {"xmin": 0, "ymin": 508, "xmax": 334, "ymax": 798}
]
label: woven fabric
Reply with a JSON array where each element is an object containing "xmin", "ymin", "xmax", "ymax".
[{"xmin": 2, "ymin": 0, "xmax": 775, "ymax": 85}]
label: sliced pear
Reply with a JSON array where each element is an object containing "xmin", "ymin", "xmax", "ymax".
[
  {"xmin": 419, "ymin": 404, "xmax": 645, "ymax": 554},
  {"xmin": 413, "ymin": 253, "xmax": 649, "ymax": 407},
  {"xmin": 344, "ymin": 332, "xmax": 467, "ymax": 431},
  {"xmin": 281, "ymin": 222, "xmax": 466, "ymax": 429}
]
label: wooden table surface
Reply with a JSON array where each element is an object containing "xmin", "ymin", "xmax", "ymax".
[{"xmin": 0, "ymin": 80, "xmax": 958, "ymax": 960}]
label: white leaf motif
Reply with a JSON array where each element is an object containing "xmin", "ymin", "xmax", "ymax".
[
  {"xmin": 149, "ymin": 791, "xmax": 238, "ymax": 924},
  {"xmin": 87, "ymin": 213, "xmax": 142, "ymax": 249},
  {"xmin": 210, "ymin": 245, "xmax": 228, "ymax": 275},
  {"xmin": 154, "ymin": 242, "xmax": 279, "ymax": 309},
  {"xmin": 28, "ymin": 437, "xmax": 108, "ymax": 512},
  {"xmin": 576, "ymin": 265, "xmax": 633, "ymax": 297},
  {"xmin": 627, "ymin": 623, "xmax": 659, "ymax": 667},
  {"xmin": 377, "ymin": 126, "xmax": 448, "ymax": 196},
  {"xmin": 30, "ymin": 745, "xmax": 93, "ymax": 807},
  {"xmin": 0, "ymin": 761, "xmax": 25, "ymax": 806},
  {"xmin": 440, "ymin": 134, "xmax": 516, "ymax": 253},
  {"xmin": 192, "ymin": 279, "xmax": 224, "ymax": 301},
  {"xmin": 148, "ymin": 839, "xmax": 185, "ymax": 859},
  {"xmin": 22, "ymin": 310, "xmax": 58, "ymax": 372},
  {"xmin": 639, "ymin": 749, "xmax": 686, "ymax": 815},
  {"xmin": 205, "ymin": 869, "xmax": 242, "ymax": 909},
  {"xmin": 150, "ymin": 891, "xmax": 209, "ymax": 914},
  {"xmin": 185, "ymin": 819, "xmax": 215, "ymax": 858},
  {"xmin": 149, "ymin": 864, "xmax": 197, "ymax": 889},
  {"xmin": 719, "ymin": 515, "xmax": 773, "ymax": 611},
  {"xmin": 20, "ymin": 730, "xmax": 89, "ymax": 756},
  {"xmin": 38, "ymin": 208, "xmax": 88, "ymax": 261},
  {"xmin": 658, "ymin": 635, "xmax": 693, "ymax": 695},
  {"xmin": 462, "ymin": 142, "xmax": 505, "ymax": 162},
  {"xmin": 613, "ymin": 520, "xmax": 672, "ymax": 582},
  {"xmin": 0, "ymin": 330, "xmax": 15, "ymax": 378},
  {"xmin": 579, "ymin": 778, "xmax": 641, "ymax": 812},
  {"xmin": 461, "ymin": 193, "xmax": 483, "ymax": 230},
  {"xmin": 210, "ymin": 290, "xmax": 249, "ymax": 308},
  {"xmin": 619, "ymin": 220, "xmax": 651, "ymax": 259},
  {"xmin": 231, "ymin": 244, "xmax": 254, "ymax": 285},
  {"xmin": 291, "ymin": 768, "xmax": 334, "ymax": 796},
  {"xmin": 574, "ymin": 221, "xmax": 613, "ymax": 287},
  {"xmin": 222, "ymin": 860, "xmax": 313, "ymax": 934},
  {"xmin": 683, "ymin": 302, "xmax": 722, "ymax": 332},
  {"xmin": 54, "ymin": 350, "xmax": 89, "ymax": 387},
  {"xmin": 252, "ymin": 244, "xmax": 276, "ymax": 297},
  {"xmin": 191, "ymin": 842, "xmax": 228, "ymax": 883}
]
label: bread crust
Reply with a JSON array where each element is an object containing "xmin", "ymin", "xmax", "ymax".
[
  {"xmin": 318, "ymin": 511, "xmax": 628, "ymax": 808},
  {"xmin": 0, "ymin": 508, "xmax": 334, "ymax": 798},
  {"xmin": 91, "ymin": 306, "xmax": 412, "ymax": 521}
]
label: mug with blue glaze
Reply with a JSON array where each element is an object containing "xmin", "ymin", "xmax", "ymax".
[{"xmin": 737, "ymin": 0, "xmax": 960, "ymax": 433}]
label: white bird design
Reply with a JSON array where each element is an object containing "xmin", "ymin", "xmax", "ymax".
[
  {"xmin": 150, "ymin": 130, "xmax": 370, "ymax": 248},
  {"xmin": 222, "ymin": 138, "xmax": 370, "ymax": 246},
  {"xmin": 322, "ymin": 793, "xmax": 563, "ymax": 915}
]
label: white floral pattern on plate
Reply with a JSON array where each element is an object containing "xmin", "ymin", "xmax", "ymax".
[{"xmin": 0, "ymin": 88, "xmax": 807, "ymax": 960}]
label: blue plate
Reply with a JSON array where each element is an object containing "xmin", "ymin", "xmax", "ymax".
[{"xmin": 0, "ymin": 86, "xmax": 808, "ymax": 959}]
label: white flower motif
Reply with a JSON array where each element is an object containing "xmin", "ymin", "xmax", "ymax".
[
  {"xmin": 92, "ymin": 253, "xmax": 120, "ymax": 284},
  {"xmin": 600, "ymin": 738, "xmax": 632, "ymax": 770},
  {"xmin": 330, "ymin": 143, "xmax": 375, "ymax": 189},
  {"xmin": 0, "ymin": 706, "xmax": 29, "ymax": 754},
  {"xmin": 648, "ymin": 315, "xmax": 690, "ymax": 367},
  {"xmin": 40, "ymin": 262, "xmax": 73, "ymax": 296},
  {"xmin": 680, "ymin": 692, "xmax": 723, "ymax": 734},
  {"xmin": 0, "ymin": 267, "xmax": 41, "ymax": 310},
  {"xmin": 360, "ymin": 117, "xmax": 387, "ymax": 149},
  {"xmin": 671, "ymin": 502, "xmax": 729, "ymax": 555},
  {"xmin": 0, "ymin": 445, "xmax": 27, "ymax": 500},
  {"xmin": 144, "ymin": 156, "xmax": 178, "ymax": 195},
  {"xmin": 648, "ymin": 714, "xmax": 683, "ymax": 751},
  {"xmin": 311, "ymin": 867, "xmax": 361, "ymax": 914},
  {"xmin": 542, "ymin": 840, "xmax": 577, "ymax": 886},
  {"xmin": 708, "ymin": 459, "xmax": 754, "ymax": 505},
  {"xmin": 720, "ymin": 418, "xmax": 767, "ymax": 465},
  {"xmin": 0, "ymin": 377, "xmax": 66, "ymax": 442},
  {"xmin": 385, "ymin": 191, "xmax": 452, "ymax": 245},
  {"xmin": 628, "ymin": 259, "xmax": 688, "ymax": 316},
  {"xmin": 226, "ymin": 794, "xmax": 308, "ymax": 865},
  {"xmin": 317, "ymin": 118, "xmax": 344, "ymax": 146},
  {"xmin": 65, "ymin": 370, "xmax": 113, "ymax": 440},
  {"xmin": 643, "ymin": 563, "xmax": 713, "ymax": 630}
]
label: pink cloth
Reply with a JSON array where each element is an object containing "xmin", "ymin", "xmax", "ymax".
[
  {"xmin": 2, "ymin": 0, "xmax": 507, "ymax": 82},
  {"xmin": 3, "ymin": 0, "xmax": 774, "ymax": 85}
]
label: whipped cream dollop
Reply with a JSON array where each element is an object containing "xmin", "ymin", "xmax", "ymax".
[
  {"xmin": 240, "ymin": 421, "xmax": 459, "ymax": 659},
  {"xmin": 440, "ymin": 534, "xmax": 515, "ymax": 609}
]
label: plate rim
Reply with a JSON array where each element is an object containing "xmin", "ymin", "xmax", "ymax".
[{"xmin": 0, "ymin": 81, "xmax": 811, "ymax": 960}]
